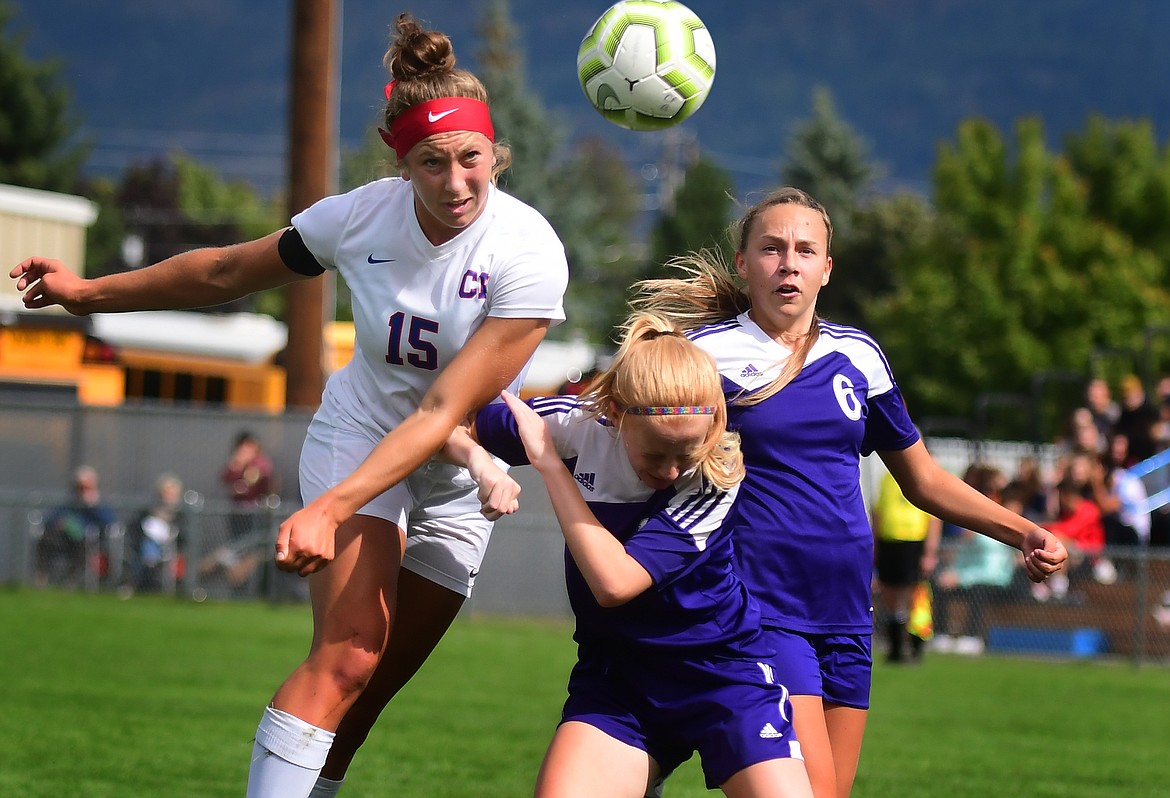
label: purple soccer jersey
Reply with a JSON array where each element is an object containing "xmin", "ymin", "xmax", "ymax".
[
  {"xmin": 475, "ymin": 396, "xmax": 762, "ymax": 651},
  {"xmin": 474, "ymin": 396, "xmax": 805, "ymax": 784},
  {"xmin": 689, "ymin": 315, "xmax": 919, "ymax": 635}
]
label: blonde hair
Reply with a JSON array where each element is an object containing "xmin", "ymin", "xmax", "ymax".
[
  {"xmin": 630, "ymin": 187, "xmax": 831, "ymax": 406},
  {"xmin": 582, "ymin": 312, "xmax": 744, "ymax": 491},
  {"xmin": 382, "ymin": 13, "xmax": 512, "ymax": 180}
]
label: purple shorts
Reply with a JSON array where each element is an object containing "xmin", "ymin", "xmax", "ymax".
[
  {"xmin": 764, "ymin": 627, "xmax": 872, "ymax": 710},
  {"xmin": 561, "ymin": 644, "xmax": 803, "ymax": 789}
]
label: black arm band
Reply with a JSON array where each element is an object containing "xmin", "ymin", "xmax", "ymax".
[{"xmin": 277, "ymin": 227, "xmax": 327, "ymax": 277}]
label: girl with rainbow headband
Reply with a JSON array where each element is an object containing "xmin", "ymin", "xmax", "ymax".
[
  {"xmin": 12, "ymin": 13, "xmax": 568, "ymax": 797},
  {"xmin": 449, "ymin": 312, "xmax": 814, "ymax": 798},
  {"xmin": 630, "ymin": 186, "xmax": 1067, "ymax": 798}
]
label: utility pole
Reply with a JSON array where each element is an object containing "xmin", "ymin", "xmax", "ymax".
[{"xmin": 284, "ymin": 0, "xmax": 337, "ymax": 409}]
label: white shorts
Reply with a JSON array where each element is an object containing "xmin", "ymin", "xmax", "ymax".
[{"xmin": 298, "ymin": 417, "xmax": 498, "ymax": 597}]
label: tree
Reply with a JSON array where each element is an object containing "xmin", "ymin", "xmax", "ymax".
[
  {"xmin": 111, "ymin": 153, "xmax": 284, "ymax": 314},
  {"xmin": 781, "ymin": 87, "xmax": 875, "ymax": 225},
  {"xmin": 0, "ymin": 2, "xmax": 86, "ymax": 191},
  {"xmin": 867, "ymin": 116, "xmax": 1170, "ymax": 429},
  {"xmin": 78, "ymin": 176, "xmax": 127, "ymax": 279},
  {"xmin": 778, "ymin": 86, "xmax": 924, "ymax": 327},
  {"xmin": 547, "ymin": 137, "xmax": 643, "ymax": 343},
  {"xmin": 648, "ymin": 154, "xmax": 734, "ymax": 270},
  {"xmin": 476, "ymin": 0, "xmax": 561, "ymax": 210}
]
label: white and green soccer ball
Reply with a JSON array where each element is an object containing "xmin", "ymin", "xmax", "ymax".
[{"xmin": 576, "ymin": 0, "xmax": 716, "ymax": 131}]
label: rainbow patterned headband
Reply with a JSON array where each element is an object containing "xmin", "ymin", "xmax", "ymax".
[{"xmin": 621, "ymin": 406, "xmax": 717, "ymax": 416}]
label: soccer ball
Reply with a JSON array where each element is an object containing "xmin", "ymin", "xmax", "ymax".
[{"xmin": 576, "ymin": 0, "xmax": 716, "ymax": 131}]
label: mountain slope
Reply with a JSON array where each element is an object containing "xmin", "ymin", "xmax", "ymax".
[{"xmin": 10, "ymin": 0, "xmax": 1170, "ymax": 199}]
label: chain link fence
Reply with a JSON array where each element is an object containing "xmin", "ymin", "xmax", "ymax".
[
  {"xmin": 3, "ymin": 489, "xmax": 307, "ymax": 603},
  {"xmin": 2, "ymin": 400, "xmax": 1170, "ymax": 664}
]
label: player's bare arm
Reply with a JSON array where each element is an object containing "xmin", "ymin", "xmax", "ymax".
[
  {"xmin": 442, "ymin": 426, "xmax": 522, "ymax": 520},
  {"xmin": 882, "ymin": 440, "xmax": 1068, "ymax": 581},
  {"xmin": 275, "ymin": 316, "xmax": 549, "ymax": 575},
  {"xmin": 500, "ymin": 391, "xmax": 653, "ymax": 606},
  {"xmin": 11, "ymin": 230, "xmax": 306, "ymax": 315}
]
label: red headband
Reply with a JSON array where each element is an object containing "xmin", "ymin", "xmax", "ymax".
[{"xmin": 379, "ymin": 94, "xmax": 495, "ymax": 161}]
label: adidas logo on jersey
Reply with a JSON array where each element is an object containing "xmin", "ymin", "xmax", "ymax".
[
  {"xmin": 759, "ymin": 723, "xmax": 783, "ymax": 739},
  {"xmin": 574, "ymin": 472, "xmax": 596, "ymax": 492},
  {"xmin": 740, "ymin": 363, "xmax": 763, "ymax": 379}
]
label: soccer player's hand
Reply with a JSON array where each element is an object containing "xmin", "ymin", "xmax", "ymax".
[
  {"xmin": 1022, "ymin": 526, "xmax": 1068, "ymax": 583},
  {"xmin": 10, "ymin": 257, "xmax": 88, "ymax": 313},
  {"xmin": 499, "ymin": 390, "xmax": 559, "ymax": 474},
  {"xmin": 274, "ymin": 500, "xmax": 339, "ymax": 576},
  {"xmin": 465, "ymin": 445, "xmax": 521, "ymax": 520}
]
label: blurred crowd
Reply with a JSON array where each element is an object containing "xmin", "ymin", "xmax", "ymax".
[
  {"xmin": 33, "ymin": 430, "xmax": 280, "ymax": 598},
  {"xmin": 877, "ymin": 372, "xmax": 1170, "ymax": 659}
]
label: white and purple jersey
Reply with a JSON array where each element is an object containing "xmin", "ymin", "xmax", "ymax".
[
  {"xmin": 690, "ymin": 314, "xmax": 919, "ymax": 634},
  {"xmin": 293, "ymin": 178, "xmax": 568, "ymax": 442},
  {"xmin": 475, "ymin": 396, "xmax": 765, "ymax": 654}
]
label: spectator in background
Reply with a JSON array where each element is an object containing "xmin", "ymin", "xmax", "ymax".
[
  {"xmin": 1157, "ymin": 375, "xmax": 1170, "ymax": 408},
  {"xmin": 126, "ymin": 473, "xmax": 187, "ymax": 594},
  {"xmin": 1051, "ymin": 449, "xmax": 1097, "ymax": 499},
  {"xmin": 1066, "ymin": 407, "xmax": 1104, "ymax": 458},
  {"xmin": 1088, "ymin": 434, "xmax": 1150, "ymax": 580},
  {"xmin": 35, "ymin": 465, "xmax": 118, "ymax": 588},
  {"xmin": 931, "ymin": 466, "xmax": 1021, "ymax": 655},
  {"xmin": 1155, "ymin": 375, "xmax": 1170, "ymax": 453},
  {"xmin": 871, "ymin": 468, "xmax": 941, "ymax": 663},
  {"xmin": 1151, "ymin": 376, "xmax": 1170, "ymax": 548},
  {"xmin": 1115, "ymin": 374, "xmax": 1160, "ymax": 465},
  {"xmin": 1010, "ymin": 455, "xmax": 1052, "ymax": 524},
  {"xmin": 1083, "ymin": 377, "xmax": 1119, "ymax": 454},
  {"xmin": 1040, "ymin": 477, "xmax": 1107, "ymax": 599},
  {"xmin": 199, "ymin": 433, "xmax": 277, "ymax": 596},
  {"xmin": 220, "ymin": 430, "xmax": 276, "ymax": 540}
]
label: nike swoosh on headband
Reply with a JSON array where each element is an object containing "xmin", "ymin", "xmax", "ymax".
[{"xmin": 427, "ymin": 108, "xmax": 459, "ymax": 123}]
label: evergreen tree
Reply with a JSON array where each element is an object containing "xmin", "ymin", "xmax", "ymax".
[
  {"xmin": 781, "ymin": 87, "xmax": 874, "ymax": 224},
  {"xmin": 476, "ymin": 0, "xmax": 561, "ymax": 209},
  {"xmin": 777, "ymin": 86, "xmax": 921, "ymax": 327},
  {"xmin": 649, "ymin": 155, "xmax": 734, "ymax": 270},
  {"xmin": 0, "ymin": 2, "xmax": 86, "ymax": 191},
  {"xmin": 549, "ymin": 137, "xmax": 642, "ymax": 344}
]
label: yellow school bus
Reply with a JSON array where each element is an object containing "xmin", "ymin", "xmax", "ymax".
[
  {"xmin": 0, "ymin": 183, "xmax": 287, "ymax": 411},
  {"xmin": 0, "ymin": 305, "xmax": 289, "ymax": 411}
]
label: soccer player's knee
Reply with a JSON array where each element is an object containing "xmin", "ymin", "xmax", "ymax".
[{"xmin": 325, "ymin": 641, "xmax": 383, "ymax": 697}]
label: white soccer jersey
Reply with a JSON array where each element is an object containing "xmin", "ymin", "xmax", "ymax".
[{"xmin": 293, "ymin": 177, "xmax": 569, "ymax": 440}]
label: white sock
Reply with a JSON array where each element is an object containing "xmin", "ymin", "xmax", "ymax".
[
  {"xmin": 309, "ymin": 775, "xmax": 346, "ymax": 797},
  {"xmin": 246, "ymin": 706, "xmax": 336, "ymax": 798}
]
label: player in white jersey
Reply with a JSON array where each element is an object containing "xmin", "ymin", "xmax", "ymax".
[
  {"xmin": 11, "ymin": 14, "xmax": 568, "ymax": 798},
  {"xmin": 631, "ymin": 187, "xmax": 1068, "ymax": 798},
  {"xmin": 452, "ymin": 313, "xmax": 813, "ymax": 798}
]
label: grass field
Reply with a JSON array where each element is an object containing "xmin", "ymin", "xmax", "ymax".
[{"xmin": 3, "ymin": 589, "xmax": 1169, "ymax": 798}]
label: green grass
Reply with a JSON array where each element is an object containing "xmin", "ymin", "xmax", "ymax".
[{"xmin": 2, "ymin": 589, "xmax": 1169, "ymax": 797}]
